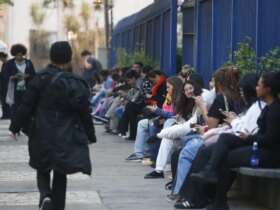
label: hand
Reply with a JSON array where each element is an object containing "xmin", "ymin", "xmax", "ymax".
[
  {"xmin": 193, "ymin": 96, "xmax": 206, "ymax": 108},
  {"xmin": 146, "ymin": 105, "xmax": 157, "ymax": 112},
  {"xmin": 237, "ymin": 132, "xmax": 250, "ymax": 140},
  {"xmin": 145, "ymin": 93, "xmax": 152, "ymax": 99},
  {"xmin": 192, "ymin": 125, "xmax": 207, "ymax": 135},
  {"xmin": 220, "ymin": 110, "xmax": 237, "ymax": 119}
]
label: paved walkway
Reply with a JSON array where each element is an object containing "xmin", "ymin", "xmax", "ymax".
[{"xmin": 0, "ymin": 120, "xmax": 268, "ymax": 210}]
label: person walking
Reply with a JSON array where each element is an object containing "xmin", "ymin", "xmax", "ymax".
[
  {"xmin": 4, "ymin": 44, "xmax": 36, "ymax": 119},
  {"xmin": 9, "ymin": 41, "xmax": 97, "ymax": 210}
]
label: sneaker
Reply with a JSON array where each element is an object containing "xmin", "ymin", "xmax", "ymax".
[
  {"xmin": 40, "ymin": 197, "xmax": 52, "ymax": 210},
  {"xmin": 142, "ymin": 158, "xmax": 154, "ymax": 166},
  {"xmin": 126, "ymin": 153, "xmax": 143, "ymax": 162},
  {"xmin": 166, "ymin": 193, "xmax": 180, "ymax": 202},
  {"xmin": 144, "ymin": 170, "xmax": 164, "ymax": 179}
]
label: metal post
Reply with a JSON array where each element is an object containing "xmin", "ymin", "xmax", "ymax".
[
  {"xmin": 104, "ymin": 0, "xmax": 110, "ymax": 68},
  {"xmin": 170, "ymin": 0, "xmax": 177, "ymax": 76}
]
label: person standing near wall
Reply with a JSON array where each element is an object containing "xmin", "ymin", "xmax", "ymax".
[
  {"xmin": 0, "ymin": 47, "xmax": 10, "ymax": 119},
  {"xmin": 9, "ymin": 41, "xmax": 96, "ymax": 210}
]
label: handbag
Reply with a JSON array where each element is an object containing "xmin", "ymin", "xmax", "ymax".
[{"xmin": 6, "ymin": 78, "xmax": 14, "ymax": 106}]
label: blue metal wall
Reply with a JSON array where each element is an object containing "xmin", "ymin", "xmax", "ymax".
[
  {"xmin": 196, "ymin": 0, "xmax": 213, "ymax": 82},
  {"xmin": 182, "ymin": 0, "xmax": 280, "ymax": 83},
  {"xmin": 111, "ymin": 0, "xmax": 173, "ymax": 75}
]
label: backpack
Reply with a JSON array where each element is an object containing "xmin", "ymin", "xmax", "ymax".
[{"xmin": 43, "ymin": 71, "xmax": 91, "ymax": 112}]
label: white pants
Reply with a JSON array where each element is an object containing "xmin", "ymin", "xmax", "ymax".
[{"xmin": 155, "ymin": 137, "xmax": 175, "ymax": 171}]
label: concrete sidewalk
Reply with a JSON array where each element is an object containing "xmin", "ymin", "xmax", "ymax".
[{"xmin": 0, "ymin": 120, "xmax": 268, "ymax": 210}]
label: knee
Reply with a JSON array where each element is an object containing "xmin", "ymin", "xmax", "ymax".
[{"xmin": 138, "ymin": 119, "xmax": 148, "ymax": 129}]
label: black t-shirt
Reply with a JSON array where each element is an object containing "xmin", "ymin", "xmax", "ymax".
[{"xmin": 207, "ymin": 94, "xmax": 235, "ymax": 124}]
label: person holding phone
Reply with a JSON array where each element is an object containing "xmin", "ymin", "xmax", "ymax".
[{"xmin": 4, "ymin": 44, "xmax": 36, "ymax": 120}]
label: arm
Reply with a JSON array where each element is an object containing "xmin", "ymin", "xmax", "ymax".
[
  {"xmin": 9, "ymin": 75, "xmax": 43, "ymax": 133},
  {"xmin": 154, "ymin": 107, "xmax": 174, "ymax": 119},
  {"xmin": 157, "ymin": 115, "xmax": 197, "ymax": 139},
  {"xmin": 247, "ymin": 105, "xmax": 280, "ymax": 148}
]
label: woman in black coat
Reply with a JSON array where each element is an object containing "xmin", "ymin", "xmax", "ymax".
[
  {"xmin": 4, "ymin": 44, "xmax": 36, "ymax": 119},
  {"xmin": 10, "ymin": 42, "xmax": 96, "ymax": 210}
]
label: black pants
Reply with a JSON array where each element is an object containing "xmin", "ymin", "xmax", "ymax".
[
  {"xmin": 179, "ymin": 145, "xmax": 215, "ymax": 207},
  {"xmin": 11, "ymin": 90, "xmax": 25, "ymax": 120},
  {"xmin": 37, "ymin": 170, "xmax": 67, "ymax": 210},
  {"xmin": 212, "ymin": 134, "xmax": 280, "ymax": 204},
  {"xmin": 118, "ymin": 101, "xmax": 145, "ymax": 139}
]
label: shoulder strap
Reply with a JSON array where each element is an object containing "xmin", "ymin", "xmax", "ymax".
[
  {"xmin": 50, "ymin": 72, "xmax": 64, "ymax": 85},
  {"xmin": 223, "ymin": 95, "xmax": 229, "ymax": 112}
]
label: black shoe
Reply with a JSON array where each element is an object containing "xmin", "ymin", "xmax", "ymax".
[
  {"xmin": 174, "ymin": 200, "xmax": 193, "ymax": 209},
  {"xmin": 40, "ymin": 197, "xmax": 52, "ymax": 210},
  {"xmin": 144, "ymin": 171, "xmax": 164, "ymax": 179},
  {"xmin": 126, "ymin": 153, "xmax": 143, "ymax": 162},
  {"xmin": 190, "ymin": 170, "xmax": 218, "ymax": 184},
  {"xmin": 206, "ymin": 203, "xmax": 229, "ymax": 210}
]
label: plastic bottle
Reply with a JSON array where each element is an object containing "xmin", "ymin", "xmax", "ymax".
[{"xmin": 250, "ymin": 141, "xmax": 260, "ymax": 168}]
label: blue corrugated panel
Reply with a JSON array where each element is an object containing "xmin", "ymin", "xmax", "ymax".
[
  {"xmin": 212, "ymin": 0, "xmax": 232, "ymax": 70},
  {"xmin": 183, "ymin": 6, "xmax": 195, "ymax": 66},
  {"xmin": 197, "ymin": 0, "xmax": 213, "ymax": 83},
  {"xmin": 162, "ymin": 10, "xmax": 171, "ymax": 75},
  {"xmin": 146, "ymin": 20, "xmax": 154, "ymax": 57},
  {"xmin": 258, "ymin": 0, "xmax": 280, "ymax": 57},
  {"xmin": 153, "ymin": 16, "xmax": 161, "ymax": 61},
  {"xmin": 233, "ymin": 0, "xmax": 257, "ymax": 49}
]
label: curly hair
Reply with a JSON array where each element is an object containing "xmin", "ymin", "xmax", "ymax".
[
  {"xmin": 10, "ymin": 44, "xmax": 27, "ymax": 56},
  {"xmin": 214, "ymin": 65, "xmax": 241, "ymax": 101},
  {"xmin": 175, "ymin": 80, "xmax": 202, "ymax": 120}
]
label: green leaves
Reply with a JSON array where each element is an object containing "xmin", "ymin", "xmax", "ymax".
[
  {"xmin": 228, "ymin": 37, "xmax": 280, "ymax": 75},
  {"xmin": 116, "ymin": 48, "xmax": 159, "ymax": 68},
  {"xmin": 230, "ymin": 37, "xmax": 256, "ymax": 76},
  {"xmin": 259, "ymin": 47, "xmax": 280, "ymax": 72}
]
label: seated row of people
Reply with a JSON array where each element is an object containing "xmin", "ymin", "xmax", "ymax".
[{"xmin": 122, "ymin": 64, "xmax": 280, "ymax": 210}]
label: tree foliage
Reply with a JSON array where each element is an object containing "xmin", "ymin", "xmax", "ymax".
[
  {"xmin": 116, "ymin": 48, "xmax": 159, "ymax": 68},
  {"xmin": 30, "ymin": 3, "xmax": 45, "ymax": 27}
]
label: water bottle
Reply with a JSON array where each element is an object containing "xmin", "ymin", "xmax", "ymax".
[{"xmin": 250, "ymin": 141, "xmax": 260, "ymax": 168}]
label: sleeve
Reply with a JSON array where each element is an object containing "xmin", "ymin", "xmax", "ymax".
[
  {"xmin": 157, "ymin": 116, "xmax": 197, "ymax": 139},
  {"xmin": 247, "ymin": 105, "xmax": 280, "ymax": 148},
  {"xmin": 207, "ymin": 95, "xmax": 226, "ymax": 123},
  {"xmin": 152, "ymin": 84, "xmax": 167, "ymax": 107},
  {"xmin": 9, "ymin": 75, "xmax": 43, "ymax": 133},
  {"xmin": 70, "ymin": 81, "xmax": 97, "ymax": 144},
  {"xmin": 79, "ymin": 100, "xmax": 97, "ymax": 144},
  {"xmin": 154, "ymin": 107, "xmax": 174, "ymax": 119}
]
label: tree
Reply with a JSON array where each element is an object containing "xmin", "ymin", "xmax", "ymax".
[
  {"xmin": 80, "ymin": 1, "xmax": 90, "ymax": 30},
  {"xmin": 30, "ymin": 3, "xmax": 45, "ymax": 28},
  {"xmin": 0, "ymin": 0, "xmax": 14, "ymax": 6}
]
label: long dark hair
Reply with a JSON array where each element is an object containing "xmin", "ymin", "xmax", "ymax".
[
  {"xmin": 166, "ymin": 76, "xmax": 184, "ymax": 108},
  {"xmin": 239, "ymin": 73, "xmax": 259, "ymax": 108},
  {"xmin": 261, "ymin": 71, "xmax": 280, "ymax": 98},
  {"xmin": 175, "ymin": 80, "xmax": 202, "ymax": 120}
]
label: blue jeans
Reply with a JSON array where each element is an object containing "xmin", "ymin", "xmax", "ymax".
[
  {"xmin": 173, "ymin": 134, "xmax": 204, "ymax": 194},
  {"xmin": 134, "ymin": 119, "xmax": 159, "ymax": 158},
  {"xmin": 91, "ymin": 90, "xmax": 106, "ymax": 108}
]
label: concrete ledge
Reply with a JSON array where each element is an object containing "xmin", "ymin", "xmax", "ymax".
[{"xmin": 233, "ymin": 167, "xmax": 280, "ymax": 179}]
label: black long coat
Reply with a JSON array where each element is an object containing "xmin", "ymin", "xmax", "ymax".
[{"xmin": 10, "ymin": 65, "xmax": 96, "ymax": 175}]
